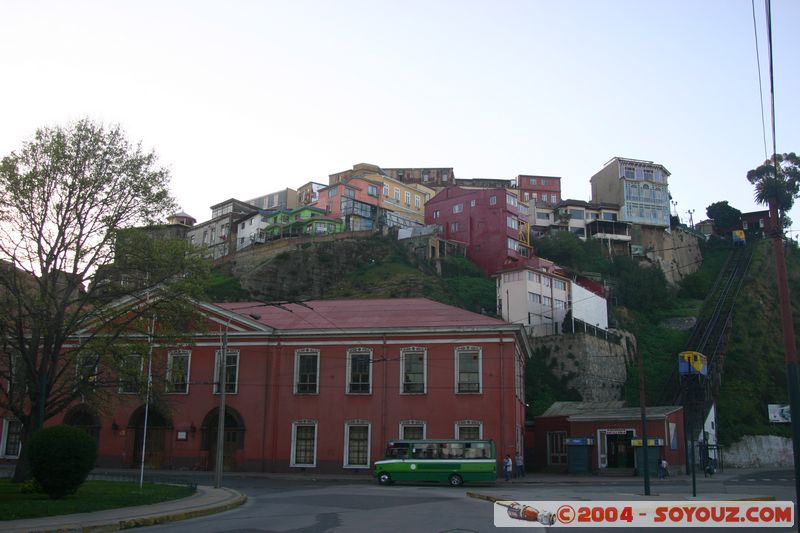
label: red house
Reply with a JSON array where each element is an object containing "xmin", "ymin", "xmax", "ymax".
[
  {"xmin": 515, "ymin": 175, "xmax": 562, "ymax": 206},
  {"xmin": 529, "ymin": 402, "xmax": 685, "ymax": 474},
  {"xmin": 425, "ymin": 186, "xmax": 542, "ymax": 276},
  {"xmin": 1, "ymin": 298, "xmax": 530, "ymax": 475}
]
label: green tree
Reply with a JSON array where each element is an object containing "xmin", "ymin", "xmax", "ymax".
[
  {"xmin": 0, "ymin": 119, "xmax": 207, "ymax": 482},
  {"xmin": 746, "ymin": 153, "xmax": 800, "ymax": 231},
  {"xmin": 705, "ymin": 201, "xmax": 742, "ymax": 233}
]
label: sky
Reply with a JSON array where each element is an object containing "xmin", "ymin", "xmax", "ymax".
[{"xmin": 1, "ymin": 1, "xmax": 799, "ymax": 234}]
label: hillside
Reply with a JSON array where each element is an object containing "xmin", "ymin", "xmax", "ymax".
[
  {"xmin": 715, "ymin": 239, "xmax": 797, "ymax": 444},
  {"xmin": 202, "ymin": 232, "xmax": 800, "ymax": 445}
]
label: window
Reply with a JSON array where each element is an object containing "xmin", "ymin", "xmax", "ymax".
[
  {"xmin": 537, "ymin": 212, "xmax": 550, "ymax": 221},
  {"xmin": 455, "ymin": 420, "xmax": 482, "ymax": 440},
  {"xmin": 405, "ymin": 191, "xmax": 411, "ymax": 205},
  {"xmin": 550, "ymin": 194, "xmax": 557, "ymax": 204},
  {"xmin": 347, "ymin": 348, "xmax": 372, "ymax": 394},
  {"xmin": 507, "ymin": 194, "xmax": 517, "ymax": 207},
  {"xmin": 470, "ymin": 199, "xmax": 476, "ymax": 207},
  {"xmin": 344, "ymin": 421, "xmax": 371, "ymax": 468},
  {"xmin": 291, "ymin": 420, "xmax": 317, "ymax": 467},
  {"xmin": 399, "ymin": 420, "xmax": 425, "ymax": 440},
  {"xmin": 383, "ymin": 184, "xmax": 389, "ymax": 197},
  {"xmin": 554, "ymin": 299, "xmax": 566, "ymax": 309},
  {"xmin": 547, "ymin": 431, "xmax": 567, "ymax": 465},
  {"xmin": 441, "ymin": 172, "xmax": 448, "ymax": 182},
  {"xmin": 328, "ymin": 186, "xmax": 338, "ymax": 198},
  {"xmin": 528, "ymin": 271, "xmax": 541, "ymax": 283},
  {"xmin": 214, "ymin": 349, "xmax": 239, "ymax": 394},
  {"xmin": 569, "ymin": 209, "xmax": 584, "ymax": 220},
  {"xmin": 450, "ymin": 222, "xmax": 459, "ymax": 232},
  {"xmin": 1, "ymin": 418, "xmax": 22, "ymax": 458},
  {"xmin": 643, "ymin": 169, "xmax": 654, "ymax": 181},
  {"xmin": 295, "ymin": 349, "xmax": 319, "ymax": 394},
  {"xmin": 508, "ymin": 238, "xmax": 519, "ymax": 252},
  {"xmin": 455, "ymin": 347, "xmax": 481, "ymax": 393},
  {"xmin": 528, "ymin": 292, "xmax": 541, "ymax": 304},
  {"xmin": 240, "ymin": 222, "xmax": 245, "ymax": 230},
  {"xmin": 553, "ymin": 279, "xmax": 566, "ymax": 291},
  {"xmin": 530, "ymin": 177, "xmax": 537, "ymax": 185},
  {"xmin": 118, "ymin": 354, "xmax": 142, "ymax": 394},
  {"xmin": 76, "ymin": 354, "xmax": 97, "ymax": 387},
  {"xmin": 624, "ymin": 166, "xmax": 636, "ymax": 179},
  {"xmin": 452, "ymin": 203, "xmax": 463, "ymax": 214},
  {"xmin": 422, "ymin": 172, "xmax": 430, "ymax": 182},
  {"xmin": 394, "ymin": 188, "xmax": 400, "ymax": 201},
  {"xmin": 507, "ymin": 216, "xmax": 519, "ymax": 230},
  {"xmin": 602, "ymin": 212, "xmax": 617, "ymax": 221},
  {"xmin": 167, "ymin": 350, "xmax": 191, "ymax": 393},
  {"xmin": 367, "ymin": 184, "xmax": 378, "ymax": 197},
  {"xmin": 489, "ymin": 196, "xmax": 497, "ymax": 205},
  {"xmin": 400, "ymin": 348, "xmax": 426, "ymax": 394},
  {"xmin": 543, "ymin": 296, "xmax": 552, "ymax": 306},
  {"xmin": 415, "ymin": 195, "xmax": 421, "ymax": 209},
  {"xmin": 523, "ymin": 192, "xmax": 529, "ymax": 201}
]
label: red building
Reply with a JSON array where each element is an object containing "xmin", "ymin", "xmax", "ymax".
[
  {"xmin": 2, "ymin": 298, "xmax": 530, "ymax": 475},
  {"xmin": 425, "ymin": 185, "xmax": 543, "ymax": 276},
  {"xmin": 515, "ymin": 175, "xmax": 562, "ymax": 206},
  {"xmin": 529, "ymin": 402, "xmax": 685, "ymax": 474}
]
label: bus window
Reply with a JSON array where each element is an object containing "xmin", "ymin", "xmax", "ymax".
[
  {"xmin": 412, "ymin": 443, "xmax": 440, "ymax": 459},
  {"xmin": 386, "ymin": 443, "xmax": 410, "ymax": 458},
  {"xmin": 445, "ymin": 442, "xmax": 465, "ymax": 459},
  {"xmin": 465, "ymin": 442, "xmax": 489, "ymax": 458}
]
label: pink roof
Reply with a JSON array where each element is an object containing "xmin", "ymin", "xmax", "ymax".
[{"xmin": 217, "ymin": 298, "xmax": 507, "ymax": 330}]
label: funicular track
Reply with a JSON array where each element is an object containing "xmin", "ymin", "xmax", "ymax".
[{"xmin": 659, "ymin": 244, "xmax": 754, "ymax": 408}]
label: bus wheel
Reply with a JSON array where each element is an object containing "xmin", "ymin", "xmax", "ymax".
[
  {"xmin": 378, "ymin": 472, "xmax": 393, "ymax": 485},
  {"xmin": 448, "ymin": 474, "xmax": 463, "ymax": 487}
]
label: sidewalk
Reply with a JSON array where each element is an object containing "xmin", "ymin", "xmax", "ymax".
[{"xmin": 0, "ymin": 485, "xmax": 246, "ymax": 533}]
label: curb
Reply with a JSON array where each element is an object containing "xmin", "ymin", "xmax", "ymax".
[{"xmin": 112, "ymin": 492, "xmax": 248, "ymax": 532}]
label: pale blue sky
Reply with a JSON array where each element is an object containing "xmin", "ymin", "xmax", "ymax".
[{"xmin": 1, "ymin": 1, "xmax": 798, "ymax": 232}]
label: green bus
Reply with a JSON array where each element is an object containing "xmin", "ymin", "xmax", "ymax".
[{"xmin": 373, "ymin": 439, "xmax": 497, "ymax": 487}]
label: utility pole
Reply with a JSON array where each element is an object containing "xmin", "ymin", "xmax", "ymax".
[
  {"xmin": 214, "ymin": 324, "xmax": 229, "ymax": 489},
  {"xmin": 637, "ymin": 345, "xmax": 650, "ymax": 495}
]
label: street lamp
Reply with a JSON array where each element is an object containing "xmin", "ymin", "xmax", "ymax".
[{"xmin": 213, "ymin": 322, "xmax": 229, "ymax": 489}]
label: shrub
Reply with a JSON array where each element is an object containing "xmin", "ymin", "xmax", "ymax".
[{"xmin": 28, "ymin": 425, "xmax": 97, "ymax": 499}]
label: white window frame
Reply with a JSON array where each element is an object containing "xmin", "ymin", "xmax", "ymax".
[
  {"xmin": 394, "ymin": 188, "xmax": 400, "ymax": 201},
  {"xmin": 405, "ymin": 191, "xmax": 411, "ymax": 205},
  {"xmin": 415, "ymin": 195, "xmax": 421, "ymax": 209},
  {"xmin": 1, "ymin": 418, "xmax": 22, "ymax": 458},
  {"xmin": 213, "ymin": 349, "xmax": 240, "ymax": 394},
  {"xmin": 489, "ymin": 196, "xmax": 497, "ymax": 205},
  {"xmin": 383, "ymin": 184, "xmax": 390, "ymax": 197},
  {"xmin": 455, "ymin": 346, "xmax": 482, "ymax": 394},
  {"xmin": 454, "ymin": 420, "xmax": 483, "ymax": 440},
  {"xmin": 167, "ymin": 349, "xmax": 191, "ymax": 394},
  {"xmin": 453, "ymin": 203, "xmax": 463, "ymax": 214},
  {"xmin": 346, "ymin": 348, "xmax": 372, "ymax": 395},
  {"xmin": 343, "ymin": 420, "xmax": 371, "ymax": 468},
  {"xmin": 294, "ymin": 349, "xmax": 320, "ymax": 395},
  {"xmin": 291, "ymin": 419, "xmax": 318, "ymax": 467},
  {"xmin": 400, "ymin": 348, "xmax": 427, "ymax": 394},
  {"xmin": 399, "ymin": 420, "xmax": 426, "ymax": 440}
]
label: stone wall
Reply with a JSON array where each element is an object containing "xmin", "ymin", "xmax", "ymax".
[
  {"xmin": 636, "ymin": 226, "xmax": 703, "ymax": 285},
  {"xmin": 723, "ymin": 435, "xmax": 795, "ymax": 468},
  {"xmin": 533, "ymin": 330, "xmax": 634, "ymax": 402}
]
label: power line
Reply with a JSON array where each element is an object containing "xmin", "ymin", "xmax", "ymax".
[{"xmin": 751, "ymin": 0, "xmax": 769, "ymax": 161}]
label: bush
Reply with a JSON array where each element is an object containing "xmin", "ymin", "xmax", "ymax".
[{"xmin": 28, "ymin": 425, "xmax": 97, "ymax": 499}]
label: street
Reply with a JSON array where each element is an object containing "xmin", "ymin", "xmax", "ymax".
[{"xmin": 130, "ymin": 468, "xmax": 796, "ymax": 532}]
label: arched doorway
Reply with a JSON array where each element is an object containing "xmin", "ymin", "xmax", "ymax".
[
  {"xmin": 128, "ymin": 406, "xmax": 172, "ymax": 468},
  {"xmin": 201, "ymin": 407, "xmax": 245, "ymax": 471},
  {"xmin": 63, "ymin": 405, "xmax": 101, "ymax": 445}
]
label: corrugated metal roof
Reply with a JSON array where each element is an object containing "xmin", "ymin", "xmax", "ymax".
[
  {"xmin": 539, "ymin": 401, "xmax": 625, "ymax": 417},
  {"xmin": 217, "ymin": 298, "xmax": 508, "ymax": 331},
  {"xmin": 567, "ymin": 405, "xmax": 682, "ymax": 421}
]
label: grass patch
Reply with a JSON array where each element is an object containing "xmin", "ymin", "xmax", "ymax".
[{"xmin": 0, "ymin": 479, "xmax": 195, "ymax": 521}]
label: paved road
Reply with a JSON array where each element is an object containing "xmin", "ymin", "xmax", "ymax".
[{"xmin": 129, "ymin": 469, "xmax": 797, "ymax": 532}]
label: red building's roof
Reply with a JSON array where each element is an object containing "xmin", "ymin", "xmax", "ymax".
[{"xmin": 218, "ymin": 297, "xmax": 506, "ymax": 330}]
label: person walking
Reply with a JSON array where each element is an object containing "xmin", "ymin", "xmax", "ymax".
[
  {"xmin": 515, "ymin": 452, "xmax": 525, "ymax": 478},
  {"xmin": 658, "ymin": 457, "xmax": 668, "ymax": 479},
  {"xmin": 503, "ymin": 454, "xmax": 513, "ymax": 481}
]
